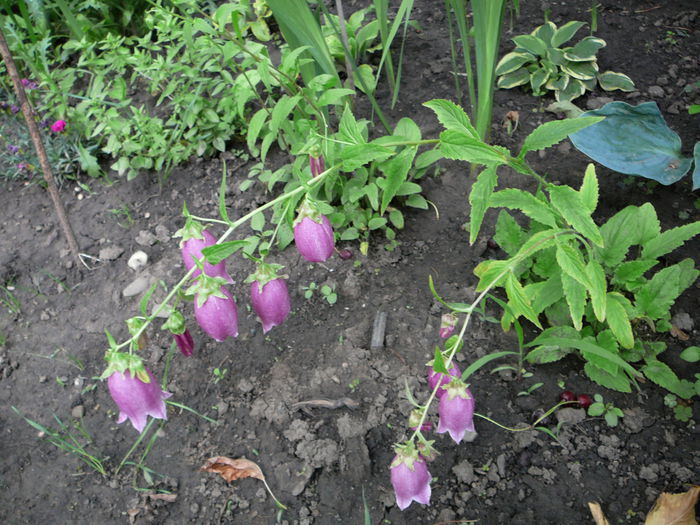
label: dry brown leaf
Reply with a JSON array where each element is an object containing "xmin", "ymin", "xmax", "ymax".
[
  {"xmin": 670, "ymin": 325, "xmax": 690, "ymax": 341},
  {"xmin": 645, "ymin": 486, "xmax": 700, "ymax": 525},
  {"xmin": 200, "ymin": 456, "xmax": 265, "ymax": 483},
  {"xmin": 588, "ymin": 502, "xmax": 611, "ymax": 525},
  {"xmin": 148, "ymin": 493, "xmax": 177, "ymax": 503}
]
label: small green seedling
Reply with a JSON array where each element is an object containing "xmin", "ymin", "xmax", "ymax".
[
  {"xmin": 517, "ymin": 382, "xmax": 544, "ymax": 396},
  {"xmin": 349, "ymin": 378, "xmax": 361, "ymax": 392},
  {"xmin": 212, "ymin": 367, "xmax": 228, "ymax": 384},
  {"xmin": 664, "ymin": 394, "xmax": 694, "ymax": 423},
  {"xmin": 303, "ymin": 282, "xmax": 337, "ymax": 305},
  {"xmin": 587, "ymin": 394, "xmax": 624, "ymax": 427}
]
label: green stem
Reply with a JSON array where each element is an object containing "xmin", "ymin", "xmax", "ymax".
[
  {"xmin": 474, "ymin": 400, "xmax": 577, "ymax": 432},
  {"xmin": 116, "ymin": 419, "xmax": 155, "ymax": 475}
]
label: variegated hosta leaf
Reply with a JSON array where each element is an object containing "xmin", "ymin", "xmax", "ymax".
[
  {"xmin": 581, "ymin": 77, "xmax": 597, "ymax": 91},
  {"xmin": 551, "ymin": 20, "xmax": 586, "ymax": 48},
  {"xmin": 597, "ymin": 71, "xmax": 635, "ymax": 92},
  {"xmin": 556, "ymin": 78, "xmax": 586, "ymax": 102},
  {"xmin": 495, "ymin": 51, "xmax": 535, "ymax": 76},
  {"xmin": 560, "ymin": 60, "xmax": 598, "ymax": 81},
  {"xmin": 512, "ymin": 34, "xmax": 548, "ymax": 57},
  {"xmin": 497, "ymin": 68, "xmax": 530, "ymax": 89},
  {"xmin": 547, "ymin": 47, "xmax": 566, "ymax": 65},
  {"xmin": 532, "ymin": 20, "xmax": 557, "ymax": 46},
  {"xmin": 530, "ymin": 68, "xmax": 550, "ymax": 95},
  {"xmin": 546, "ymin": 74, "xmax": 569, "ymax": 91},
  {"xmin": 563, "ymin": 36, "xmax": 606, "ymax": 61}
]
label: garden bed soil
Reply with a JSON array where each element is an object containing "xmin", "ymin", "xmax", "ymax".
[{"xmin": 1, "ymin": 1, "xmax": 699, "ymax": 523}]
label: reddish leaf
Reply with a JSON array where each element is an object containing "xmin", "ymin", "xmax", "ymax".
[{"xmin": 200, "ymin": 456, "xmax": 265, "ymax": 483}]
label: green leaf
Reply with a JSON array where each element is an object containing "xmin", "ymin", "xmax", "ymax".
[
  {"xmin": 432, "ymin": 347, "xmax": 448, "ymax": 374},
  {"xmin": 597, "ymin": 71, "xmax": 635, "ymax": 92},
  {"xmin": 439, "ymin": 130, "xmax": 507, "ymax": 166},
  {"xmin": 489, "ymin": 188, "xmax": 558, "ymax": 227},
  {"xmin": 556, "ymin": 77, "xmax": 586, "ymax": 102},
  {"xmin": 586, "ymin": 260, "xmax": 607, "ymax": 321},
  {"xmin": 406, "ymin": 194, "xmax": 428, "ymax": 209},
  {"xmin": 551, "ymin": 20, "xmax": 586, "ymax": 48},
  {"xmin": 317, "ymin": 88, "xmax": 355, "ymax": 107},
  {"xmin": 680, "ymin": 346, "xmax": 700, "ymax": 363},
  {"xmin": 269, "ymin": 95, "xmax": 300, "ymax": 135},
  {"xmin": 423, "ymin": 99, "xmax": 479, "ymax": 138},
  {"xmin": 368, "ymin": 217, "xmax": 387, "ymax": 230},
  {"xmin": 584, "ymin": 362, "xmax": 632, "ymax": 393},
  {"xmin": 642, "ymin": 359, "xmax": 692, "ymax": 397},
  {"xmin": 340, "ymin": 143, "xmax": 394, "ymax": 171},
  {"xmin": 378, "ymin": 147, "xmax": 417, "ymax": 214},
  {"xmin": 512, "ymin": 34, "xmax": 547, "ymax": 56},
  {"xmin": 219, "ymin": 166, "xmax": 230, "ymax": 223},
  {"xmin": 556, "ymin": 242, "xmax": 592, "ymax": 288},
  {"xmin": 549, "ymin": 185, "xmax": 604, "ymax": 246},
  {"xmin": 468, "ymin": 165, "xmax": 498, "ymax": 244},
  {"xmin": 505, "ymin": 273, "xmax": 542, "ymax": 328},
  {"xmin": 635, "ymin": 259, "xmax": 699, "ymax": 319},
  {"xmin": 497, "ymin": 68, "xmax": 530, "ymax": 89},
  {"xmin": 532, "ymin": 21, "xmax": 557, "ymax": 46},
  {"xmin": 246, "ymin": 108, "xmax": 268, "ymax": 155},
  {"xmin": 579, "ymin": 164, "xmax": 598, "ymax": 213},
  {"xmin": 636, "ymin": 203, "xmax": 661, "ymax": 245},
  {"xmin": 529, "ymin": 274, "xmax": 563, "ymax": 314},
  {"xmin": 520, "ymin": 116, "xmax": 603, "ymax": 155},
  {"xmin": 494, "ymin": 211, "xmax": 525, "ymax": 256},
  {"xmin": 563, "ymin": 36, "xmax": 606, "ymax": 61},
  {"xmin": 612, "ymin": 259, "xmax": 657, "ymax": 289},
  {"xmin": 139, "ymin": 283, "xmax": 159, "ymax": 317},
  {"xmin": 340, "ymin": 228, "xmax": 359, "ymax": 241},
  {"xmin": 461, "ymin": 351, "xmax": 518, "ymax": 381},
  {"xmin": 339, "ymin": 104, "xmax": 366, "ymax": 145},
  {"xmin": 495, "ymin": 51, "xmax": 535, "ymax": 76},
  {"xmin": 474, "ymin": 260, "xmax": 510, "ymax": 292},
  {"xmin": 526, "ymin": 325, "xmax": 578, "ymax": 363},
  {"xmin": 394, "ymin": 117, "xmax": 422, "ymax": 142},
  {"xmin": 561, "ymin": 273, "xmax": 585, "ymax": 330},
  {"xmin": 514, "ymin": 229, "xmax": 571, "ymax": 261},
  {"xmin": 641, "ymin": 221, "xmax": 700, "ymax": 261},
  {"xmin": 597, "ymin": 206, "xmax": 640, "ymax": 267},
  {"xmin": 389, "ymin": 210, "xmax": 404, "ymax": 229},
  {"xmin": 605, "ymin": 292, "xmax": 634, "ymax": 349},
  {"xmin": 201, "ymin": 241, "xmax": 250, "ymax": 264}
]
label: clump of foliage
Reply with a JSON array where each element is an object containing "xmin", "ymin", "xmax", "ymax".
[{"xmin": 495, "ymin": 20, "xmax": 635, "ymax": 101}]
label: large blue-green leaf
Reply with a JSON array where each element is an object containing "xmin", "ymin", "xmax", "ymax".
[{"xmin": 570, "ymin": 101, "xmax": 694, "ymax": 186}]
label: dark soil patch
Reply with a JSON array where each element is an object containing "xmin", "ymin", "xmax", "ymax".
[{"xmin": 1, "ymin": 1, "xmax": 699, "ymax": 524}]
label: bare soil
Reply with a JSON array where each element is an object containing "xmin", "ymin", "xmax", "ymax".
[{"xmin": 1, "ymin": 1, "xmax": 699, "ymax": 524}]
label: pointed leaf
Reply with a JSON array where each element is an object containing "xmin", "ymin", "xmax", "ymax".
[
  {"xmin": 561, "ymin": 273, "xmax": 585, "ymax": 330},
  {"xmin": 584, "ymin": 362, "xmax": 632, "ymax": 393},
  {"xmin": 505, "ymin": 273, "xmax": 542, "ymax": 328},
  {"xmin": 520, "ymin": 116, "xmax": 603, "ymax": 155},
  {"xmin": 579, "ymin": 164, "xmax": 598, "ymax": 213},
  {"xmin": 439, "ymin": 130, "xmax": 507, "ymax": 166},
  {"xmin": 423, "ymin": 99, "xmax": 478, "ymax": 138},
  {"xmin": 606, "ymin": 292, "xmax": 634, "ymax": 349},
  {"xmin": 597, "ymin": 71, "xmax": 635, "ymax": 92},
  {"xmin": 378, "ymin": 147, "xmax": 417, "ymax": 214},
  {"xmin": 635, "ymin": 259, "xmax": 699, "ymax": 319},
  {"xmin": 551, "ymin": 20, "xmax": 586, "ymax": 47},
  {"xmin": 469, "ymin": 165, "xmax": 498, "ymax": 244},
  {"xmin": 494, "ymin": 210, "xmax": 525, "ymax": 256},
  {"xmin": 495, "ymin": 51, "xmax": 535, "ymax": 76},
  {"xmin": 641, "ymin": 221, "xmax": 700, "ymax": 261},
  {"xmin": 586, "ymin": 260, "xmax": 607, "ymax": 321},
  {"xmin": 549, "ymin": 185, "xmax": 604, "ymax": 246},
  {"xmin": 489, "ymin": 188, "xmax": 558, "ymax": 227},
  {"xmin": 512, "ymin": 34, "xmax": 547, "ymax": 56},
  {"xmin": 556, "ymin": 242, "xmax": 592, "ymax": 288}
]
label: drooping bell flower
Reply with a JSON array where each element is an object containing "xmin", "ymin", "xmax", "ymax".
[
  {"xmin": 437, "ymin": 379, "xmax": 475, "ymax": 444},
  {"xmin": 102, "ymin": 352, "xmax": 171, "ymax": 433},
  {"xmin": 439, "ymin": 312, "xmax": 458, "ymax": 339},
  {"xmin": 427, "ymin": 361, "xmax": 461, "ymax": 398},
  {"xmin": 309, "ymin": 154, "xmax": 325, "ymax": 178},
  {"xmin": 246, "ymin": 263, "xmax": 290, "ymax": 333},
  {"xmin": 162, "ymin": 310, "xmax": 195, "ymax": 357},
  {"xmin": 390, "ymin": 442, "xmax": 432, "ymax": 510},
  {"xmin": 293, "ymin": 197, "xmax": 334, "ymax": 263},
  {"xmin": 174, "ymin": 213, "xmax": 233, "ymax": 283},
  {"xmin": 187, "ymin": 274, "xmax": 238, "ymax": 342}
]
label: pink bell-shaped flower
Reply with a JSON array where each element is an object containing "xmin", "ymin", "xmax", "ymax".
[
  {"xmin": 187, "ymin": 274, "xmax": 238, "ymax": 342},
  {"xmin": 390, "ymin": 443, "xmax": 431, "ymax": 510},
  {"xmin": 427, "ymin": 361, "xmax": 461, "ymax": 398},
  {"xmin": 247, "ymin": 263, "xmax": 290, "ymax": 333},
  {"xmin": 439, "ymin": 312, "xmax": 458, "ymax": 339},
  {"xmin": 173, "ymin": 329, "xmax": 195, "ymax": 357},
  {"xmin": 162, "ymin": 311, "xmax": 195, "ymax": 357},
  {"xmin": 174, "ymin": 215, "xmax": 233, "ymax": 283},
  {"xmin": 106, "ymin": 365, "xmax": 171, "ymax": 433},
  {"xmin": 437, "ymin": 380, "xmax": 475, "ymax": 444},
  {"xmin": 293, "ymin": 197, "xmax": 334, "ymax": 263}
]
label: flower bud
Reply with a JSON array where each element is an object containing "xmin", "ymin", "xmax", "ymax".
[
  {"xmin": 437, "ymin": 381, "xmax": 475, "ymax": 444},
  {"xmin": 439, "ymin": 313, "xmax": 457, "ymax": 339},
  {"xmin": 390, "ymin": 443, "xmax": 431, "ymax": 510},
  {"xmin": 51, "ymin": 119, "xmax": 66, "ymax": 133},
  {"xmin": 107, "ymin": 367, "xmax": 171, "ymax": 433},
  {"xmin": 294, "ymin": 215, "xmax": 334, "ymax": 263},
  {"xmin": 309, "ymin": 154, "xmax": 325, "ymax": 177},
  {"xmin": 174, "ymin": 329, "xmax": 195, "ymax": 357},
  {"xmin": 427, "ymin": 362, "xmax": 461, "ymax": 398}
]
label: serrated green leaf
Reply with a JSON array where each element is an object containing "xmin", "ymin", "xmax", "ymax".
[
  {"xmin": 551, "ymin": 20, "xmax": 586, "ymax": 47},
  {"xmin": 635, "ymin": 259, "xmax": 699, "ymax": 319},
  {"xmin": 529, "ymin": 274, "xmax": 563, "ymax": 314},
  {"xmin": 340, "ymin": 143, "xmax": 394, "ymax": 171},
  {"xmin": 505, "ymin": 273, "xmax": 542, "ymax": 328},
  {"xmin": 474, "ymin": 259, "xmax": 510, "ymax": 292},
  {"xmin": 584, "ymin": 363, "xmax": 632, "ymax": 393},
  {"xmin": 533, "ymin": 247, "xmax": 557, "ymax": 278},
  {"xmin": 586, "ymin": 260, "xmax": 607, "ymax": 321},
  {"xmin": 612, "ymin": 259, "xmax": 657, "ymax": 289},
  {"xmin": 520, "ymin": 116, "xmax": 603, "ymax": 156},
  {"xmin": 494, "ymin": 211, "xmax": 525, "ymax": 256},
  {"xmin": 339, "ymin": 104, "xmax": 365, "ymax": 145},
  {"xmin": 636, "ymin": 203, "xmax": 661, "ymax": 245},
  {"xmin": 556, "ymin": 242, "xmax": 592, "ymax": 288},
  {"xmin": 549, "ymin": 185, "xmax": 604, "ymax": 246},
  {"xmin": 378, "ymin": 147, "xmax": 417, "ymax": 214},
  {"xmin": 605, "ymin": 292, "xmax": 634, "ymax": 349},
  {"xmin": 489, "ymin": 188, "xmax": 558, "ymax": 227},
  {"xmin": 642, "ymin": 359, "xmax": 691, "ymax": 397},
  {"xmin": 469, "ymin": 165, "xmax": 498, "ymax": 244},
  {"xmin": 597, "ymin": 205, "xmax": 640, "ymax": 267},
  {"xmin": 514, "ymin": 229, "xmax": 571, "ymax": 261},
  {"xmin": 525, "ymin": 344, "xmax": 571, "ymax": 364},
  {"xmin": 423, "ymin": 99, "xmax": 478, "ymax": 138},
  {"xmin": 641, "ymin": 221, "xmax": 700, "ymax": 261},
  {"xmin": 439, "ymin": 130, "xmax": 507, "ymax": 166},
  {"xmin": 579, "ymin": 164, "xmax": 598, "ymax": 213},
  {"xmin": 561, "ymin": 273, "xmax": 585, "ymax": 330}
]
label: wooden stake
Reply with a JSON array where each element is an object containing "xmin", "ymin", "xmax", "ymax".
[{"xmin": 0, "ymin": 26, "xmax": 81, "ymax": 265}]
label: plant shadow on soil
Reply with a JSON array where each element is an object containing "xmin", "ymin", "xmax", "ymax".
[{"xmin": 1, "ymin": 1, "xmax": 699, "ymax": 524}]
